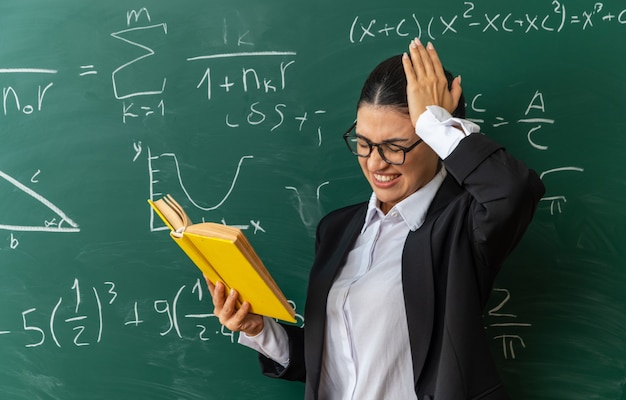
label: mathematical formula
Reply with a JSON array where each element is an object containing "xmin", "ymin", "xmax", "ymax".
[
  {"xmin": 466, "ymin": 89, "xmax": 584, "ymax": 215},
  {"xmin": 0, "ymin": 277, "xmax": 303, "ymax": 349},
  {"xmin": 0, "ymin": 88, "xmax": 577, "ymax": 252},
  {"xmin": 0, "ymin": 277, "xmax": 523, "ymax": 358},
  {"xmin": 484, "ymin": 288, "xmax": 532, "ymax": 359},
  {"xmin": 349, "ymin": 1, "xmax": 626, "ymax": 43},
  {"xmin": 0, "ymin": 3, "xmax": 590, "ymax": 245}
]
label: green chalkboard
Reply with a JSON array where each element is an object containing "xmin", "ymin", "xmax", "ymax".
[{"xmin": 1, "ymin": 1, "xmax": 625, "ymax": 399}]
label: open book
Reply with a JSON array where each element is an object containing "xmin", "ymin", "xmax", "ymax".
[{"xmin": 148, "ymin": 194, "xmax": 296, "ymax": 323}]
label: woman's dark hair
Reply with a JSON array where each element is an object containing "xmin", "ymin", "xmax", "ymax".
[{"xmin": 357, "ymin": 54, "xmax": 466, "ymax": 118}]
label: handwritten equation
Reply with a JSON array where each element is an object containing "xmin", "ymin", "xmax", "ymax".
[
  {"xmin": 0, "ymin": 7, "xmax": 328, "ymax": 140},
  {"xmin": 112, "ymin": 8, "xmax": 329, "ymax": 147},
  {"xmin": 113, "ymin": 9, "xmax": 332, "ymax": 234},
  {"xmin": 0, "ymin": 3, "xmax": 594, "ymax": 250},
  {"xmin": 0, "ymin": 6, "xmax": 330, "ymax": 243},
  {"xmin": 0, "ymin": 277, "xmax": 303, "ymax": 349},
  {"xmin": 349, "ymin": 1, "xmax": 626, "ymax": 43},
  {"xmin": 0, "ymin": 276, "xmax": 527, "ymax": 360},
  {"xmin": 467, "ymin": 89, "xmax": 584, "ymax": 215},
  {"xmin": 484, "ymin": 288, "xmax": 531, "ymax": 360}
]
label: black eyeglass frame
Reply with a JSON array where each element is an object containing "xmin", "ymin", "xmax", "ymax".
[{"xmin": 342, "ymin": 122, "xmax": 423, "ymax": 166}]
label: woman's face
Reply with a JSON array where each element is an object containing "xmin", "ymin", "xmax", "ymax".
[{"xmin": 355, "ymin": 104, "xmax": 440, "ymax": 214}]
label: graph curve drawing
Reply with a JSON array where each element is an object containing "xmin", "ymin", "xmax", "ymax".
[
  {"xmin": 147, "ymin": 147, "xmax": 254, "ymax": 232},
  {"xmin": 0, "ymin": 170, "xmax": 80, "ymax": 232}
]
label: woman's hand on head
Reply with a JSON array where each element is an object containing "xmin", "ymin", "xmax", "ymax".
[
  {"xmin": 206, "ymin": 276, "xmax": 265, "ymax": 337},
  {"xmin": 401, "ymin": 38, "xmax": 463, "ymax": 126}
]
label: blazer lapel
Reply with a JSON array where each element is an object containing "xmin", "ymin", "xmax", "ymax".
[
  {"xmin": 402, "ymin": 174, "xmax": 462, "ymax": 390},
  {"xmin": 308, "ymin": 205, "xmax": 367, "ymax": 305},
  {"xmin": 402, "ymin": 220, "xmax": 435, "ymax": 388},
  {"xmin": 305, "ymin": 204, "xmax": 367, "ymax": 396}
]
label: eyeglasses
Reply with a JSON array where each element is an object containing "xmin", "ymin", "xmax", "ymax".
[{"xmin": 342, "ymin": 122, "xmax": 423, "ymax": 166}]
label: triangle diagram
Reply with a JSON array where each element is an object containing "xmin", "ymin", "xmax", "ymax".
[{"xmin": 0, "ymin": 170, "xmax": 80, "ymax": 232}]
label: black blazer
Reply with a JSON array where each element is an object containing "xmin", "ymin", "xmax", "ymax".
[{"xmin": 259, "ymin": 133, "xmax": 545, "ymax": 400}]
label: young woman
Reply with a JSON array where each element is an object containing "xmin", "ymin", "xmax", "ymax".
[{"xmin": 208, "ymin": 38, "xmax": 545, "ymax": 400}]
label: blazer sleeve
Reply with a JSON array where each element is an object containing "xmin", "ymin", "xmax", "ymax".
[
  {"xmin": 443, "ymin": 132, "xmax": 545, "ymax": 275},
  {"xmin": 257, "ymin": 324, "xmax": 306, "ymax": 382}
]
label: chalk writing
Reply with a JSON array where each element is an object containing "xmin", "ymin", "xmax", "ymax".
[
  {"xmin": 111, "ymin": 24, "xmax": 167, "ymax": 99},
  {"xmin": 467, "ymin": 90, "xmax": 584, "ymax": 215},
  {"xmin": 216, "ymin": 218, "xmax": 266, "ymax": 234},
  {"xmin": 30, "ymin": 170, "xmax": 41, "ymax": 183},
  {"xmin": 0, "ymin": 7, "xmax": 329, "ymax": 148},
  {"xmin": 1, "ymin": 277, "xmax": 302, "ymax": 348},
  {"xmin": 468, "ymin": 90, "xmax": 556, "ymax": 142},
  {"xmin": 8, "ymin": 281, "xmax": 520, "ymax": 353},
  {"xmin": 349, "ymin": 2, "xmax": 626, "ymax": 43},
  {"xmin": 0, "ymin": 170, "xmax": 80, "ymax": 234},
  {"xmin": 188, "ymin": 50, "xmax": 325, "ymax": 134},
  {"xmin": 186, "ymin": 35, "xmax": 330, "ymax": 139},
  {"xmin": 0, "ymin": 68, "xmax": 55, "ymax": 115},
  {"xmin": 122, "ymin": 99, "xmax": 165, "ymax": 124},
  {"xmin": 146, "ymin": 147, "xmax": 256, "ymax": 231},
  {"xmin": 285, "ymin": 182, "xmax": 329, "ymax": 234},
  {"xmin": 485, "ymin": 288, "xmax": 532, "ymax": 359},
  {"xmin": 9, "ymin": 233, "xmax": 19, "ymax": 249},
  {"xmin": 110, "ymin": 8, "xmax": 167, "ymax": 123},
  {"xmin": 192, "ymin": 55, "xmax": 295, "ymax": 100},
  {"xmin": 539, "ymin": 167, "xmax": 585, "ymax": 214},
  {"xmin": 78, "ymin": 65, "xmax": 97, "ymax": 77}
]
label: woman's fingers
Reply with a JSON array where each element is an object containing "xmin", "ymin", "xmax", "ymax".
[
  {"xmin": 205, "ymin": 275, "xmax": 215, "ymax": 296},
  {"xmin": 205, "ymin": 279, "xmax": 263, "ymax": 335},
  {"xmin": 412, "ymin": 38, "xmax": 437, "ymax": 77},
  {"xmin": 403, "ymin": 52, "xmax": 424, "ymax": 126},
  {"xmin": 450, "ymin": 75, "xmax": 463, "ymax": 111},
  {"xmin": 220, "ymin": 286, "xmax": 240, "ymax": 317},
  {"xmin": 407, "ymin": 39, "xmax": 425, "ymax": 77},
  {"xmin": 221, "ymin": 295, "xmax": 265, "ymax": 336},
  {"xmin": 229, "ymin": 301, "xmax": 252, "ymax": 330},
  {"xmin": 424, "ymin": 41, "xmax": 447, "ymax": 82},
  {"xmin": 409, "ymin": 39, "xmax": 445, "ymax": 87},
  {"xmin": 210, "ymin": 280, "xmax": 225, "ymax": 307},
  {"xmin": 404, "ymin": 38, "xmax": 462, "ymax": 117},
  {"xmin": 407, "ymin": 38, "xmax": 444, "ymax": 80},
  {"xmin": 208, "ymin": 280, "xmax": 235, "ymax": 324},
  {"xmin": 402, "ymin": 52, "xmax": 417, "ymax": 87}
]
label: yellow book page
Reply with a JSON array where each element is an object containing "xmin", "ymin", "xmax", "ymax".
[
  {"xmin": 148, "ymin": 199, "xmax": 177, "ymax": 231},
  {"xmin": 185, "ymin": 232, "xmax": 295, "ymax": 323},
  {"xmin": 148, "ymin": 197, "xmax": 190, "ymax": 231},
  {"xmin": 185, "ymin": 222, "xmax": 239, "ymax": 240}
]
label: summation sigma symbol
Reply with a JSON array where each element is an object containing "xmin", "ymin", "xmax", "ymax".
[{"xmin": 110, "ymin": 8, "xmax": 167, "ymax": 123}]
